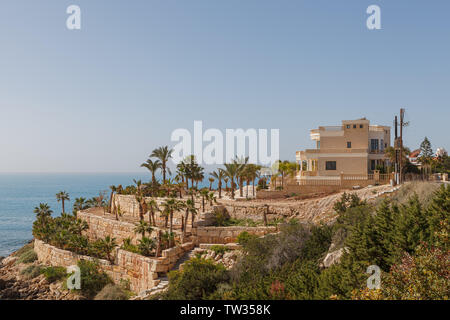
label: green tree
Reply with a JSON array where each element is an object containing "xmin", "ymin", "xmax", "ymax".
[
  {"xmin": 56, "ymin": 191, "xmax": 70, "ymax": 214},
  {"xmin": 150, "ymin": 146, "xmax": 173, "ymax": 184}
]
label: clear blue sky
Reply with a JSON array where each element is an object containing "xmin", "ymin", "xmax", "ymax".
[{"xmin": 0, "ymin": 0, "xmax": 449, "ymax": 172}]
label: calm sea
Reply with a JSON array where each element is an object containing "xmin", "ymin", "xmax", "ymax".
[{"xmin": 0, "ymin": 173, "xmax": 169, "ymax": 257}]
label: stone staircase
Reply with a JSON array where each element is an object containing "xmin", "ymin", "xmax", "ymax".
[{"xmin": 132, "ymin": 247, "xmax": 197, "ymax": 300}]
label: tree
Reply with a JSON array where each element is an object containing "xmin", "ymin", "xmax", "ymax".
[
  {"xmin": 208, "ymin": 177, "xmax": 214, "ymax": 191},
  {"xmin": 98, "ymin": 236, "xmax": 117, "ymax": 263},
  {"xmin": 56, "ymin": 191, "xmax": 70, "ymax": 214},
  {"xmin": 108, "ymin": 185, "xmax": 117, "ymax": 213},
  {"xmin": 419, "ymin": 137, "xmax": 434, "ymax": 175},
  {"xmin": 222, "ymin": 162, "xmax": 241, "ymax": 199},
  {"xmin": 183, "ymin": 199, "xmax": 198, "ymax": 236},
  {"xmin": 134, "ymin": 220, "xmax": 153, "ymax": 238},
  {"xmin": 73, "ymin": 197, "xmax": 88, "ymax": 214},
  {"xmin": 34, "ymin": 203, "xmax": 53, "ymax": 219},
  {"xmin": 138, "ymin": 237, "xmax": 156, "ymax": 256},
  {"xmin": 199, "ymin": 188, "xmax": 209, "ymax": 212},
  {"xmin": 141, "ymin": 158, "xmax": 162, "ymax": 189},
  {"xmin": 151, "ymin": 146, "xmax": 173, "ymax": 184},
  {"xmin": 146, "ymin": 198, "xmax": 159, "ymax": 226},
  {"xmin": 210, "ymin": 170, "xmax": 225, "ymax": 199}
]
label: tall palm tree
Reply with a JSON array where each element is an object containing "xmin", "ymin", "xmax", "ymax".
[
  {"xmin": 151, "ymin": 146, "xmax": 173, "ymax": 184},
  {"xmin": 141, "ymin": 158, "xmax": 162, "ymax": 188},
  {"xmin": 146, "ymin": 198, "xmax": 159, "ymax": 226},
  {"xmin": 34, "ymin": 203, "xmax": 53, "ymax": 219},
  {"xmin": 208, "ymin": 177, "xmax": 214, "ymax": 191},
  {"xmin": 183, "ymin": 199, "xmax": 197, "ymax": 236},
  {"xmin": 108, "ymin": 185, "xmax": 117, "ymax": 213},
  {"xmin": 234, "ymin": 157, "xmax": 249, "ymax": 197},
  {"xmin": 199, "ymin": 188, "xmax": 209, "ymax": 212},
  {"xmin": 161, "ymin": 198, "xmax": 182, "ymax": 237},
  {"xmin": 210, "ymin": 170, "xmax": 225, "ymax": 198},
  {"xmin": 222, "ymin": 163, "xmax": 239, "ymax": 199},
  {"xmin": 56, "ymin": 191, "xmax": 70, "ymax": 214}
]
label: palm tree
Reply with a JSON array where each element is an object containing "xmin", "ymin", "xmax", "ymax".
[
  {"xmin": 161, "ymin": 197, "xmax": 182, "ymax": 237},
  {"xmin": 73, "ymin": 197, "xmax": 87, "ymax": 213},
  {"xmin": 223, "ymin": 177, "xmax": 229, "ymax": 192},
  {"xmin": 108, "ymin": 185, "xmax": 117, "ymax": 213},
  {"xmin": 138, "ymin": 237, "xmax": 156, "ymax": 256},
  {"xmin": 56, "ymin": 191, "xmax": 70, "ymax": 214},
  {"xmin": 222, "ymin": 162, "xmax": 241, "ymax": 199},
  {"xmin": 183, "ymin": 199, "xmax": 197, "ymax": 236},
  {"xmin": 34, "ymin": 203, "xmax": 53, "ymax": 219},
  {"xmin": 208, "ymin": 177, "xmax": 214, "ymax": 191},
  {"xmin": 146, "ymin": 198, "xmax": 159, "ymax": 226},
  {"xmin": 234, "ymin": 157, "xmax": 249, "ymax": 197},
  {"xmin": 199, "ymin": 188, "xmax": 209, "ymax": 212},
  {"xmin": 134, "ymin": 220, "xmax": 153, "ymax": 238},
  {"xmin": 151, "ymin": 146, "xmax": 173, "ymax": 184},
  {"xmin": 99, "ymin": 236, "xmax": 117, "ymax": 262},
  {"xmin": 210, "ymin": 170, "xmax": 225, "ymax": 198},
  {"xmin": 141, "ymin": 158, "xmax": 162, "ymax": 189}
]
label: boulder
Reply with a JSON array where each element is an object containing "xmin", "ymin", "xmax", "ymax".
[{"xmin": 322, "ymin": 248, "xmax": 346, "ymax": 268}]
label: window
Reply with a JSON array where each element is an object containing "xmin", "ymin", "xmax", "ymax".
[
  {"xmin": 347, "ymin": 141, "xmax": 352, "ymax": 148},
  {"xmin": 346, "ymin": 125, "xmax": 350, "ymax": 129},
  {"xmin": 380, "ymin": 139, "xmax": 384, "ymax": 152},
  {"xmin": 326, "ymin": 161, "xmax": 336, "ymax": 170},
  {"xmin": 370, "ymin": 139, "xmax": 379, "ymax": 151},
  {"xmin": 360, "ymin": 124, "xmax": 363, "ymax": 128},
  {"xmin": 353, "ymin": 124, "xmax": 357, "ymax": 129},
  {"xmin": 317, "ymin": 141, "xmax": 321, "ymax": 149},
  {"xmin": 371, "ymin": 160, "xmax": 376, "ymax": 171}
]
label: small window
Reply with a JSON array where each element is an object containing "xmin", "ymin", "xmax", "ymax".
[
  {"xmin": 360, "ymin": 124, "xmax": 363, "ymax": 128},
  {"xmin": 353, "ymin": 124, "xmax": 357, "ymax": 129},
  {"xmin": 347, "ymin": 141, "xmax": 352, "ymax": 148},
  {"xmin": 326, "ymin": 161, "xmax": 336, "ymax": 170},
  {"xmin": 346, "ymin": 125, "xmax": 350, "ymax": 129}
]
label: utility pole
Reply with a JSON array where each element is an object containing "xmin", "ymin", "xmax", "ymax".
[
  {"xmin": 399, "ymin": 108, "xmax": 405, "ymax": 184},
  {"xmin": 394, "ymin": 115, "xmax": 399, "ymax": 185}
]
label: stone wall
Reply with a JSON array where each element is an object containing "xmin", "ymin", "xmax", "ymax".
[
  {"xmin": 34, "ymin": 239, "xmax": 194, "ymax": 294},
  {"xmin": 192, "ymin": 226, "xmax": 277, "ymax": 244},
  {"xmin": 111, "ymin": 194, "xmax": 186, "ymax": 224},
  {"xmin": 78, "ymin": 211, "xmax": 157, "ymax": 245}
]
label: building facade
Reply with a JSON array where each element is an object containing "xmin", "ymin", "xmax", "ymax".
[{"xmin": 296, "ymin": 118, "xmax": 391, "ymax": 181}]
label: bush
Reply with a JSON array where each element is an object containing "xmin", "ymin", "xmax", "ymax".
[
  {"xmin": 20, "ymin": 265, "xmax": 42, "ymax": 279},
  {"xmin": 237, "ymin": 231, "xmax": 258, "ymax": 245},
  {"xmin": 163, "ymin": 257, "xmax": 229, "ymax": 300},
  {"xmin": 76, "ymin": 260, "xmax": 112, "ymax": 298},
  {"xmin": 41, "ymin": 266, "xmax": 67, "ymax": 283},
  {"xmin": 15, "ymin": 248, "xmax": 37, "ymax": 265},
  {"xmin": 94, "ymin": 284, "xmax": 129, "ymax": 300},
  {"xmin": 209, "ymin": 245, "xmax": 230, "ymax": 255}
]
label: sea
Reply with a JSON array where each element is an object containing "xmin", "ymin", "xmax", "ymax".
[{"xmin": 0, "ymin": 173, "xmax": 212, "ymax": 257}]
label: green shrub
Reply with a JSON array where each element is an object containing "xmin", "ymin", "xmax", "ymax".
[
  {"xmin": 94, "ymin": 284, "xmax": 129, "ymax": 300},
  {"xmin": 76, "ymin": 260, "xmax": 112, "ymax": 298},
  {"xmin": 41, "ymin": 266, "xmax": 67, "ymax": 283},
  {"xmin": 20, "ymin": 265, "xmax": 42, "ymax": 279},
  {"xmin": 15, "ymin": 248, "xmax": 37, "ymax": 265},
  {"xmin": 237, "ymin": 231, "xmax": 258, "ymax": 245},
  {"xmin": 163, "ymin": 257, "xmax": 229, "ymax": 300},
  {"xmin": 209, "ymin": 245, "xmax": 230, "ymax": 255},
  {"xmin": 14, "ymin": 243, "xmax": 34, "ymax": 257}
]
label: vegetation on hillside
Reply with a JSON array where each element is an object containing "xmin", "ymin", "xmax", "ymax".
[{"xmin": 161, "ymin": 184, "xmax": 449, "ymax": 300}]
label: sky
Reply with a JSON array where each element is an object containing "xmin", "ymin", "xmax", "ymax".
[{"xmin": 0, "ymin": 0, "xmax": 449, "ymax": 173}]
